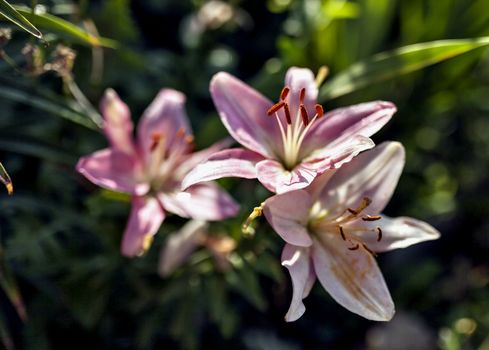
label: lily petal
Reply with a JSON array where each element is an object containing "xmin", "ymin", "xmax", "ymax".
[
  {"xmin": 159, "ymin": 183, "xmax": 239, "ymax": 221},
  {"xmin": 256, "ymin": 159, "xmax": 318, "ymax": 194},
  {"xmin": 263, "ymin": 190, "xmax": 313, "ymax": 247},
  {"xmin": 176, "ymin": 137, "xmax": 233, "ymax": 179},
  {"xmin": 159, "ymin": 220, "xmax": 207, "ymax": 276},
  {"xmin": 303, "ymin": 135, "xmax": 375, "ymax": 174},
  {"xmin": 181, "ymin": 148, "xmax": 263, "ymax": 190},
  {"xmin": 284, "ymin": 67, "xmax": 318, "ymax": 124},
  {"xmin": 304, "ymin": 101, "xmax": 396, "ymax": 155},
  {"xmin": 351, "ymin": 215, "xmax": 441, "ymax": 253},
  {"xmin": 281, "ymin": 244, "xmax": 316, "ymax": 322},
  {"xmin": 76, "ymin": 148, "xmax": 148, "ymax": 195},
  {"xmin": 121, "ymin": 196, "xmax": 165, "ymax": 257},
  {"xmin": 137, "ymin": 89, "xmax": 191, "ymax": 158},
  {"xmin": 100, "ymin": 89, "xmax": 136, "ymax": 155},
  {"xmin": 210, "ymin": 72, "xmax": 280, "ymax": 158},
  {"xmin": 314, "ymin": 141, "xmax": 405, "ymax": 216},
  {"xmin": 312, "ymin": 234, "xmax": 395, "ymax": 321}
]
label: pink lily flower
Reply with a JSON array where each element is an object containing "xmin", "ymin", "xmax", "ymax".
[
  {"xmin": 182, "ymin": 67, "xmax": 397, "ymax": 194},
  {"xmin": 262, "ymin": 142, "xmax": 440, "ymax": 321},
  {"xmin": 76, "ymin": 89, "xmax": 239, "ymax": 257}
]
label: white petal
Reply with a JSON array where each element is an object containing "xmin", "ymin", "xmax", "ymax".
[
  {"xmin": 281, "ymin": 244, "xmax": 316, "ymax": 322},
  {"xmin": 311, "ymin": 234, "xmax": 395, "ymax": 321},
  {"xmin": 352, "ymin": 215, "xmax": 441, "ymax": 253}
]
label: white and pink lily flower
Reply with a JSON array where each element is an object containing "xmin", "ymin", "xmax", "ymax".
[
  {"xmin": 182, "ymin": 67, "xmax": 397, "ymax": 194},
  {"xmin": 262, "ymin": 142, "xmax": 440, "ymax": 322},
  {"xmin": 76, "ymin": 89, "xmax": 239, "ymax": 257}
]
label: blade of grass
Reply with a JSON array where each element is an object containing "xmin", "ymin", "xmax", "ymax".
[
  {"xmin": 12, "ymin": 6, "xmax": 117, "ymax": 48},
  {"xmin": 0, "ymin": 85, "xmax": 101, "ymax": 130},
  {"xmin": 319, "ymin": 37, "xmax": 489, "ymax": 100},
  {"xmin": 0, "ymin": 0, "xmax": 42, "ymax": 38}
]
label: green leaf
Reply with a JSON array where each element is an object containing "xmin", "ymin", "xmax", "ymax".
[
  {"xmin": 0, "ymin": 0, "xmax": 42, "ymax": 38},
  {"xmin": 319, "ymin": 37, "xmax": 489, "ymax": 100},
  {"xmin": 12, "ymin": 6, "xmax": 117, "ymax": 48},
  {"xmin": 0, "ymin": 85, "xmax": 100, "ymax": 130}
]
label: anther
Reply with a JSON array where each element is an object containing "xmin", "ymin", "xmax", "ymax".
[
  {"xmin": 315, "ymin": 104, "xmax": 324, "ymax": 118},
  {"xmin": 280, "ymin": 86, "xmax": 290, "ymax": 101},
  {"xmin": 362, "ymin": 243, "xmax": 377, "ymax": 257},
  {"xmin": 299, "ymin": 88, "xmax": 306, "ymax": 104},
  {"xmin": 284, "ymin": 103, "xmax": 292, "ymax": 125},
  {"xmin": 150, "ymin": 133, "xmax": 162, "ymax": 151},
  {"xmin": 338, "ymin": 226, "xmax": 346, "ymax": 241},
  {"xmin": 348, "ymin": 243, "xmax": 360, "ymax": 251},
  {"xmin": 347, "ymin": 208, "xmax": 358, "ymax": 215},
  {"xmin": 300, "ymin": 104, "xmax": 309, "ymax": 126},
  {"xmin": 376, "ymin": 227, "xmax": 382, "ymax": 242},
  {"xmin": 176, "ymin": 127, "xmax": 186, "ymax": 138},
  {"xmin": 267, "ymin": 101, "xmax": 285, "ymax": 116},
  {"xmin": 185, "ymin": 135, "xmax": 194, "ymax": 144},
  {"xmin": 362, "ymin": 215, "xmax": 382, "ymax": 221}
]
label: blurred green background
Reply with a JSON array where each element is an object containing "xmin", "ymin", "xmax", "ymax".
[{"xmin": 0, "ymin": 0, "xmax": 488, "ymax": 349}]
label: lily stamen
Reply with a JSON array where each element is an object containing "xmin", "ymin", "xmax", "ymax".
[
  {"xmin": 267, "ymin": 101, "xmax": 286, "ymax": 116},
  {"xmin": 339, "ymin": 225, "xmax": 346, "ymax": 241},
  {"xmin": 280, "ymin": 86, "xmax": 290, "ymax": 100},
  {"xmin": 376, "ymin": 227, "xmax": 383, "ymax": 242},
  {"xmin": 300, "ymin": 105, "xmax": 309, "ymax": 126},
  {"xmin": 362, "ymin": 215, "xmax": 382, "ymax": 221},
  {"xmin": 348, "ymin": 243, "xmax": 360, "ymax": 251}
]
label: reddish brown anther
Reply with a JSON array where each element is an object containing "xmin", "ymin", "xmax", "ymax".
[
  {"xmin": 284, "ymin": 103, "xmax": 292, "ymax": 124},
  {"xmin": 280, "ymin": 86, "xmax": 290, "ymax": 101},
  {"xmin": 347, "ymin": 208, "xmax": 358, "ymax": 215},
  {"xmin": 176, "ymin": 127, "xmax": 186, "ymax": 138},
  {"xmin": 300, "ymin": 104, "xmax": 309, "ymax": 126},
  {"xmin": 315, "ymin": 104, "xmax": 324, "ymax": 118},
  {"xmin": 362, "ymin": 215, "xmax": 382, "ymax": 221},
  {"xmin": 185, "ymin": 135, "xmax": 195, "ymax": 144},
  {"xmin": 267, "ymin": 101, "xmax": 285, "ymax": 116},
  {"xmin": 150, "ymin": 133, "xmax": 162, "ymax": 151},
  {"xmin": 348, "ymin": 243, "xmax": 360, "ymax": 251},
  {"xmin": 339, "ymin": 226, "xmax": 346, "ymax": 241},
  {"xmin": 299, "ymin": 88, "xmax": 306, "ymax": 104},
  {"xmin": 376, "ymin": 227, "xmax": 383, "ymax": 242}
]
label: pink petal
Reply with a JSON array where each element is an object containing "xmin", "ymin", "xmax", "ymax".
[
  {"xmin": 76, "ymin": 148, "xmax": 149, "ymax": 195},
  {"xmin": 311, "ymin": 234, "xmax": 395, "ymax": 321},
  {"xmin": 303, "ymin": 101, "xmax": 396, "ymax": 155},
  {"xmin": 210, "ymin": 72, "xmax": 281, "ymax": 158},
  {"xmin": 159, "ymin": 183, "xmax": 239, "ymax": 221},
  {"xmin": 313, "ymin": 141, "xmax": 405, "ymax": 216},
  {"xmin": 351, "ymin": 215, "xmax": 441, "ymax": 253},
  {"xmin": 159, "ymin": 220, "xmax": 206, "ymax": 276},
  {"xmin": 263, "ymin": 190, "xmax": 313, "ymax": 247},
  {"xmin": 283, "ymin": 67, "xmax": 318, "ymax": 125},
  {"xmin": 121, "ymin": 196, "xmax": 165, "ymax": 257},
  {"xmin": 100, "ymin": 89, "xmax": 136, "ymax": 155},
  {"xmin": 281, "ymin": 244, "xmax": 316, "ymax": 322},
  {"xmin": 256, "ymin": 159, "xmax": 318, "ymax": 194},
  {"xmin": 181, "ymin": 148, "xmax": 263, "ymax": 190},
  {"xmin": 176, "ymin": 137, "xmax": 233, "ymax": 178},
  {"xmin": 137, "ymin": 89, "xmax": 191, "ymax": 159},
  {"xmin": 302, "ymin": 135, "xmax": 375, "ymax": 174}
]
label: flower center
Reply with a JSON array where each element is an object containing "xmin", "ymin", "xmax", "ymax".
[
  {"xmin": 267, "ymin": 86, "xmax": 325, "ymax": 170},
  {"xmin": 309, "ymin": 197, "xmax": 382, "ymax": 256},
  {"xmin": 147, "ymin": 128, "xmax": 194, "ymax": 191}
]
